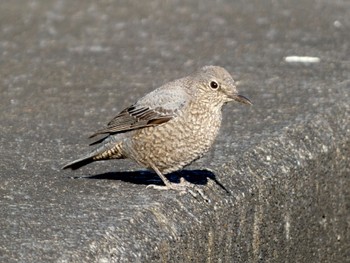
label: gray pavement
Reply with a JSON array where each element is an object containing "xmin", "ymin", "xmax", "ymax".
[{"xmin": 0, "ymin": 0, "xmax": 349, "ymax": 262}]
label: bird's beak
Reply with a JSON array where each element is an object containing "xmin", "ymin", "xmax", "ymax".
[{"xmin": 233, "ymin": 94, "xmax": 252, "ymax": 105}]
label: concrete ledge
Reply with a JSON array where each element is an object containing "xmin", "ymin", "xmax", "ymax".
[{"xmin": 59, "ymin": 82, "xmax": 349, "ymax": 263}]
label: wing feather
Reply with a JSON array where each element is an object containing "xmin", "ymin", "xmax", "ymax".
[
  {"xmin": 90, "ymin": 105, "xmax": 175, "ymax": 138},
  {"xmin": 89, "ymin": 80, "xmax": 190, "ymax": 138}
]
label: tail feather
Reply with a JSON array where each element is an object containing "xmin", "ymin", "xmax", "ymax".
[
  {"xmin": 62, "ymin": 155, "xmax": 95, "ymax": 170},
  {"xmin": 89, "ymin": 135, "xmax": 109, "ymax": 146},
  {"xmin": 62, "ymin": 140, "xmax": 124, "ymax": 170}
]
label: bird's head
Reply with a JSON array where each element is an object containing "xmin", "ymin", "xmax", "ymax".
[{"xmin": 192, "ymin": 65, "xmax": 252, "ymax": 107}]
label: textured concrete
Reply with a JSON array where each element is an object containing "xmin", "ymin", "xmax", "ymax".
[{"xmin": 0, "ymin": 0, "xmax": 349, "ymax": 262}]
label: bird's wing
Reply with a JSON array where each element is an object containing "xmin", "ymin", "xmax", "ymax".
[
  {"xmin": 89, "ymin": 82, "xmax": 190, "ymax": 138},
  {"xmin": 89, "ymin": 106, "xmax": 173, "ymax": 137}
]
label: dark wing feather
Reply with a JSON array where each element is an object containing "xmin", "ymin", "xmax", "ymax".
[
  {"xmin": 89, "ymin": 105, "xmax": 174, "ymax": 138},
  {"xmin": 89, "ymin": 79, "xmax": 191, "ymax": 138}
]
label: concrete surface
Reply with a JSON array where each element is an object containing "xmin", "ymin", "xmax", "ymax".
[{"xmin": 0, "ymin": 0, "xmax": 349, "ymax": 262}]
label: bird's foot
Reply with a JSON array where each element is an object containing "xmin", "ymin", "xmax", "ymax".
[{"xmin": 147, "ymin": 177, "xmax": 210, "ymax": 202}]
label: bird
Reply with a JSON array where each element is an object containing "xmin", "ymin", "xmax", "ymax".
[{"xmin": 63, "ymin": 66, "xmax": 251, "ymax": 195}]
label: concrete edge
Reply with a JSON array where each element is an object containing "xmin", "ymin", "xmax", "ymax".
[{"xmin": 61, "ymin": 81, "xmax": 350, "ymax": 262}]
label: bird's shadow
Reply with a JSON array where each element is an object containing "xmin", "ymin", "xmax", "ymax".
[{"xmin": 74, "ymin": 169, "xmax": 229, "ymax": 193}]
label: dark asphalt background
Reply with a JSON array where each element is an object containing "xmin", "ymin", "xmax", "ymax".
[{"xmin": 0, "ymin": 0, "xmax": 349, "ymax": 262}]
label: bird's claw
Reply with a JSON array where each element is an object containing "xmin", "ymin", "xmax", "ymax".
[{"xmin": 146, "ymin": 177, "xmax": 210, "ymax": 202}]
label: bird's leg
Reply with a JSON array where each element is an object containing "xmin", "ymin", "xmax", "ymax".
[
  {"xmin": 146, "ymin": 161, "xmax": 210, "ymax": 202},
  {"xmin": 146, "ymin": 162, "xmax": 178, "ymax": 190},
  {"xmin": 146, "ymin": 161, "xmax": 186, "ymax": 192}
]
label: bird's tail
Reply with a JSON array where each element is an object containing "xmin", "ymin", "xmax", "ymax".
[
  {"xmin": 62, "ymin": 154, "xmax": 96, "ymax": 170},
  {"xmin": 62, "ymin": 140, "xmax": 124, "ymax": 170}
]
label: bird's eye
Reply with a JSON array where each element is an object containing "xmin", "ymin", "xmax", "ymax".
[{"xmin": 210, "ymin": 81, "xmax": 219, "ymax": 90}]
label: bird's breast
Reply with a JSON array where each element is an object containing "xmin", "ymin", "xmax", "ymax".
[{"xmin": 126, "ymin": 104, "xmax": 223, "ymax": 173}]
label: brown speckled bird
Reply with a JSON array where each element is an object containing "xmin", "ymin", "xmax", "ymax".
[{"xmin": 63, "ymin": 66, "xmax": 251, "ymax": 194}]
